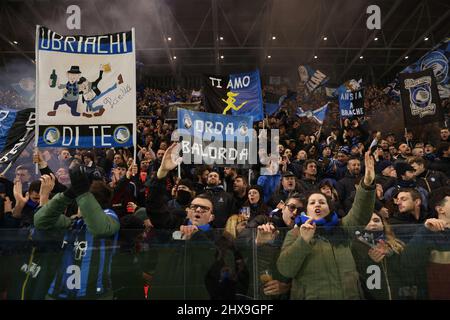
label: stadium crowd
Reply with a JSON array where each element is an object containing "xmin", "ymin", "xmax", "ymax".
[{"xmin": 0, "ymin": 83, "xmax": 449, "ymax": 300}]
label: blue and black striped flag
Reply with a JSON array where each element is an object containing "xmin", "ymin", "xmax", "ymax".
[{"xmin": 0, "ymin": 107, "xmax": 35, "ymax": 166}]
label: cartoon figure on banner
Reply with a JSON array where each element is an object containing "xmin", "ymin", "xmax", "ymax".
[
  {"xmin": 78, "ymin": 63, "xmax": 124, "ymax": 117},
  {"xmin": 222, "ymin": 91, "xmax": 248, "ymax": 114},
  {"xmin": 47, "ymin": 65, "xmax": 89, "ymax": 117},
  {"xmin": 405, "ymin": 76, "xmax": 436, "ymax": 118}
]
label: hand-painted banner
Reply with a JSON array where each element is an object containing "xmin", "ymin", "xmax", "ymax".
[
  {"xmin": 0, "ymin": 107, "xmax": 35, "ymax": 165},
  {"xmin": 336, "ymin": 79, "xmax": 365, "ymax": 118},
  {"xmin": 399, "ymin": 69, "xmax": 443, "ymax": 127},
  {"xmin": 203, "ymin": 70, "xmax": 264, "ymax": 121},
  {"xmin": 36, "ymin": 26, "xmax": 136, "ymax": 148},
  {"xmin": 176, "ymin": 108, "xmax": 255, "ymax": 166}
]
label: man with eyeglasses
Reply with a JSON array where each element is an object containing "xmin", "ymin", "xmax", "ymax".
[
  {"xmin": 270, "ymin": 193, "xmax": 304, "ymax": 229},
  {"xmin": 145, "ymin": 143, "xmax": 241, "ymax": 299},
  {"xmin": 146, "ymin": 143, "xmax": 216, "ymax": 236}
]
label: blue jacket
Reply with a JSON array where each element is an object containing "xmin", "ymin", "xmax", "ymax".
[{"xmin": 257, "ymin": 173, "xmax": 281, "ymax": 204}]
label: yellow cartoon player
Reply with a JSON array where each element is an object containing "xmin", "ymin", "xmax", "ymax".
[{"xmin": 222, "ymin": 91, "xmax": 248, "ymax": 114}]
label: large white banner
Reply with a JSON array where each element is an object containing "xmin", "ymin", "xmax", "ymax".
[{"xmin": 36, "ymin": 26, "xmax": 136, "ymax": 148}]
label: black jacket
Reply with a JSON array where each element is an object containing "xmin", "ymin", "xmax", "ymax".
[
  {"xmin": 336, "ymin": 172, "xmax": 362, "ymax": 210},
  {"xmin": 415, "ymin": 169, "xmax": 448, "ymax": 193},
  {"xmin": 429, "ymin": 157, "xmax": 450, "ymax": 178},
  {"xmin": 204, "ymin": 185, "xmax": 237, "ymax": 229}
]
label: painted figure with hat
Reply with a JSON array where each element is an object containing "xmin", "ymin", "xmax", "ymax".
[
  {"xmin": 47, "ymin": 65, "xmax": 88, "ymax": 117},
  {"xmin": 77, "ymin": 64, "xmax": 124, "ymax": 117}
]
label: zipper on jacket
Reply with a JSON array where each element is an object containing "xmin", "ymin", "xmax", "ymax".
[
  {"xmin": 21, "ymin": 247, "xmax": 36, "ymax": 300},
  {"xmin": 381, "ymin": 259, "xmax": 392, "ymax": 300}
]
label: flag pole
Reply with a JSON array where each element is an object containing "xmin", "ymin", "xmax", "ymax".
[
  {"xmin": 1, "ymin": 162, "xmax": 13, "ymax": 177},
  {"xmin": 35, "ymin": 25, "xmax": 40, "ymax": 175},
  {"xmin": 404, "ymin": 127, "xmax": 409, "ymax": 146}
]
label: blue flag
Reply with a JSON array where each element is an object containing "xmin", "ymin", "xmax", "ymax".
[
  {"xmin": 296, "ymin": 103, "xmax": 329, "ymax": 124},
  {"xmin": 298, "ymin": 65, "xmax": 329, "ymax": 96},
  {"xmin": 264, "ymin": 92, "xmax": 286, "ymax": 116},
  {"xmin": 0, "ymin": 107, "xmax": 35, "ymax": 166},
  {"xmin": 387, "ymin": 37, "xmax": 450, "ymax": 99},
  {"xmin": 204, "ymin": 70, "xmax": 264, "ymax": 122}
]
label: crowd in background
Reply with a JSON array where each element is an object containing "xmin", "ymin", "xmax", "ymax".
[{"xmin": 0, "ymin": 82, "xmax": 449, "ymax": 300}]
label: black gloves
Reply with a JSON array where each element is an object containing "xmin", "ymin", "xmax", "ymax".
[{"xmin": 63, "ymin": 166, "xmax": 91, "ymax": 199}]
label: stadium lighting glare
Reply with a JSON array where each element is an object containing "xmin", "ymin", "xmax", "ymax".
[
  {"xmin": 314, "ymin": 55, "xmax": 318, "ymax": 59},
  {"xmin": 272, "ymin": 36, "xmax": 276, "ymax": 40},
  {"xmin": 359, "ymin": 56, "xmax": 364, "ymax": 59},
  {"xmin": 424, "ymin": 37, "xmax": 429, "ymax": 41},
  {"xmin": 374, "ymin": 37, "xmax": 378, "ymax": 41},
  {"xmin": 167, "ymin": 37, "xmax": 172, "ymax": 41}
]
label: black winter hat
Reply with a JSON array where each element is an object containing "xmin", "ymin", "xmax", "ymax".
[
  {"xmin": 394, "ymin": 162, "xmax": 415, "ymax": 176},
  {"xmin": 376, "ymin": 160, "xmax": 393, "ymax": 174}
]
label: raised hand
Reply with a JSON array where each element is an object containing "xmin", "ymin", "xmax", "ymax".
[
  {"xmin": 256, "ymin": 223, "xmax": 279, "ymax": 245},
  {"xmin": 39, "ymin": 174, "xmax": 56, "ymax": 205},
  {"xmin": 299, "ymin": 218, "xmax": 316, "ymax": 243},
  {"xmin": 4, "ymin": 196, "xmax": 12, "ymax": 213},
  {"xmin": 13, "ymin": 179, "xmax": 27, "ymax": 205},
  {"xmin": 157, "ymin": 143, "xmax": 182, "ymax": 179},
  {"xmin": 363, "ymin": 150, "xmax": 375, "ymax": 186}
]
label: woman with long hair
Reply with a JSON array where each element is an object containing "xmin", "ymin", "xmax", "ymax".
[
  {"xmin": 351, "ymin": 212, "xmax": 405, "ymax": 300},
  {"xmin": 241, "ymin": 185, "xmax": 272, "ymax": 221}
]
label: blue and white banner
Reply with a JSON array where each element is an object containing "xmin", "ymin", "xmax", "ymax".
[
  {"xmin": 402, "ymin": 37, "xmax": 450, "ymax": 98},
  {"xmin": 177, "ymin": 109, "xmax": 253, "ymax": 142},
  {"xmin": 0, "ymin": 107, "xmax": 35, "ymax": 165},
  {"xmin": 36, "ymin": 26, "xmax": 136, "ymax": 148},
  {"xmin": 298, "ymin": 65, "xmax": 329, "ymax": 96},
  {"xmin": 204, "ymin": 70, "xmax": 264, "ymax": 121},
  {"xmin": 296, "ymin": 103, "xmax": 329, "ymax": 125},
  {"xmin": 336, "ymin": 79, "xmax": 365, "ymax": 117},
  {"xmin": 176, "ymin": 109, "xmax": 254, "ymax": 166}
]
